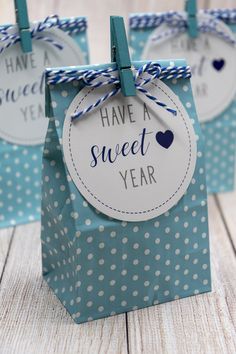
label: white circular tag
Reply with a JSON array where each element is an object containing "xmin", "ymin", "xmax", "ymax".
[
  {"xmin": 142, "ymin": 14, "xmax": 236, "ymax": 122},
  {"xmin": 63, "ymin": 80, "xmax": 197, "ymax": 221},
  {"xmin": 0, "ymin": 25, "xmax": 85, "ymax": 145}
]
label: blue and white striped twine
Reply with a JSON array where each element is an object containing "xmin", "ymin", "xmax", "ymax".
[
  {"xmin": 47, "ymin": 62, "xmax": 191, "ymax": 121},
  {"xmin": 0, "ymin": 15, "xmax": 87, "ymax": 54},
  {"xmin": 130, "ymin": 9, "xmax": 236, "ymax": 29},
  {"xmin": 130, "ymin": 10, "xmax": 236, "ymax": 46}
]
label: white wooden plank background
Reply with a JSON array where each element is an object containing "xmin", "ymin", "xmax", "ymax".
[
  {"xmin": 127, "ymin": 196, "xmax": 236, "ymax": 354},
  {"xmin": 1, "ymin": 0, "xmax": 235, "ymax": 63},
  {"xmin": 0, "ymin": 1, "xmax": 236, "ymax": 353}
]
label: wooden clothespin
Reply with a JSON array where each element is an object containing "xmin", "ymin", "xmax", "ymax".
[
  {"xmin": 185, "ymin": 0, "xmax": 198, "ymax": 38},
  {"xmin": 110, "ymin": 16, "xmax": 136, "ymax": 96},
  {"xmin": 14, "ymin": 0, "xmax": 32, "ymax": 53}
]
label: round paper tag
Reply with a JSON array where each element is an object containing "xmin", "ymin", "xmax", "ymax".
[
  {"xmin": 0, "ymin": 25, "xmax": 85, "ymax": 145},
  {"xmin": 142, "ymin": 14, "xmax": 236, "ymax": 123},
  {"xmin": 63, "ymin": 80, "xmax": 197, "ymax": 222}
]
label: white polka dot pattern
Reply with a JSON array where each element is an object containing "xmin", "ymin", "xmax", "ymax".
[
  {"xmin": 0, "ymin": 20, "xmax": 89, "ymax": 229},
  {"xmin": 41, "ymin": 65, "xmax": 211, "ymax": 324},
  {"xmin": 129, "ymin": 15, "xmax": 236, "ymax": 193},
  {"xmin": 201, "ymin": 111, "xmax": 236, "ymax": 193}
]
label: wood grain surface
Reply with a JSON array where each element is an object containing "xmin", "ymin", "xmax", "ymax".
[
  {"xmin": 0, "ymin": 196, "xmax": 235, "ymax": 354},
  {"xmin": 0, "ymin": 1, "xmax": 235, "ymax": 353}
]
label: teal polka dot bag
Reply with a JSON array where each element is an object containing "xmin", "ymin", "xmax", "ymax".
[
  {"xmin": 129, "ymin": 8, "xmax": 236, "ymax": 194},
  {"xmin": 41, "ymin": 57, "xmax": 211, "ymax": 324},
  {"xmin": 0, "ymin": 15, "xmax": 89, "ymax": 228}
]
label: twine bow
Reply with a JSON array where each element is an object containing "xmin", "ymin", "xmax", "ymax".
[
  {"xmin": 0, "ymin": 15, "xmax": 87, "ymax": 54},
  {"xmin": 150, "ymin": 12, "xmax": 236, "ymax": 45},
  {"xmin": 46, "ymin": 62, "xmax": 191, "ymax": 121}
]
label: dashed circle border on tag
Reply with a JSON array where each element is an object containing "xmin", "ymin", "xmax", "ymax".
[
  {"xmin": 0, "ymin": 26, "xmax": 85, "ymax": 146},
  {"xmin": 64, "ymin": 80, "xmax": 197, "ymax": 216},
  {"xmin": 141, "ymin": 13, "xmax": 236, "ymax": 123}
]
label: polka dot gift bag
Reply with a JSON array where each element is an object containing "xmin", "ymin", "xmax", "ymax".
[
  {"xmin": 41, "ymin": 16, "xmax": 211, "ymax": 324},
  {"xmin": 129, "ymin": 8, "xmax": 236, "ymax": 193},
  {"xmin": 0, "ymin": 7, "xmax": 89, "ymax": 228}
]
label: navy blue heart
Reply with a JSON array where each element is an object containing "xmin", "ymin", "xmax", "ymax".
[
  {"xmin": 212, "ymin": 59, "xmax": 225, "ymax": 71},
  {"xmin": 156, "ymin": 130, "xmax": 174, "ymax": 149}
]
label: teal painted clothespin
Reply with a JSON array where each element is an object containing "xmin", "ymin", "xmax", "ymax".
[
  {"xmin": 110, "ymin": 16, "xmax": 136, "ymax": 97},
  {"xmin": 14, "ymin": 0, "xmax": 32, "ymax": 53},
  {"xmin": 185, "ymin": 0, "xmax": 198, "ymax": 38}
]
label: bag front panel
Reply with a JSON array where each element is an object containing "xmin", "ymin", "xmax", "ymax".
[{"xmin": 41, "ymin": 63, "xmax": 211, "ymax": 324}]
